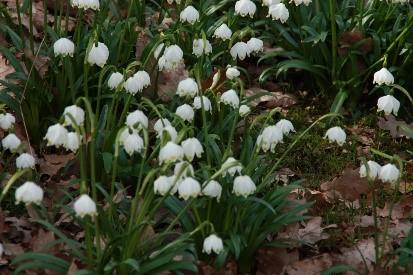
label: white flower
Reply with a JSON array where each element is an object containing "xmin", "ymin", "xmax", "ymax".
[
  {"xmin": 65, "ymin": 132, "xmax": 81, "ymax": 152},
  {"xmin": 44, "ymin": 123, "xmax": 68, "ymax": 148},
  {"xmin": 71, "ymin": 0, "xmax": 100, "ymax": 10},
  {"xmin": 176, "ymin": 104, "xmax": 195, "ymax": 122},
  {"xmin": 373, "ymin": 68, "xmax": 394, "ymax": 86},
  {"xmin": 16, "ymin": 153, "xmax": 35, "ymax": 169},
  {"xmin": 126, "ymin": 110, "xmax": 148, "ymax": 129},
  {"xmin": 233, "ymin": 175, "xmax": 256, "ymax": 197},
  {"xmin": 291, "ymin": 0, "xmax": 312, "ymax": 6},
  {"xmin": 202, "ymin": 180, "xmax": 222, "ymax": 201},
  {"xmin": 210, "ymin": 71, "xmax": 220, "ymax": 90},
  {"xmin": 0, "ymin": 113, "xmax": 15, "ymax": 130},
  {"xmin": 87, "ymin": 42, "xmax": 109, "ymax": 67},
  {"xmin": 268, "ymin": 3, "xmax": 289, "ymax": 23},
  {"xmin": 247, "ymin": 38, "xmax": 264, "ymax": 54},
  {"xmin": 74, "ymin": 194, "xmax": 97, "ymax": 218},
  {"xmin": 193, "ymin": 96, "xmax": 212, "ymax": 112},
  {"xmin": 220, "ymin": 89, "xmax": 240, "ymax": 109},
  {"xmin": 64, "ymin": 105, "xmax": 85, "ymax": 126},
  {"xmin": 120, "ymin": 130, "xmax": 144, "ymax": 156},
  {"xmin": 124, "ymin": 76, "xmax": 143, "ymax": 95},
  {"xmin": 154, "ymin": 176, "xmax": 176, "ymax": 196},
  {"xmin": 359, "ymin": 160, "xmax": 381, "ymax": 180},
  {"xmin": 180, "ymin": 5, "xmax": 199, "ymax": 24},
  {"xmin": 222, "ymin": 157, "xmax": 243, "ymax": 176},
  {"xmin": 379, "ymin": 164, "xmax": 400, "ymax": 184},
  {"xmin": 158, "ymin": 125, "xmax": 178, "ymax": 142},
  {"xmin": 226, "ymin": 67, "xmax": 240, "ymax": 80},
  {"xmin": 235, "ymin": 0, "xmax": 256, "ymax": 17},
  {"xmin": 178, "ymin": 177, "xmax": 201, "ymax": 200},
  {"xmin": 181, "ymin": 138, "xmax": 204, "ymax": 161},
  {"xmin": 15, "ymin": 181, "xmax": 43, "ymax": 205},
  {"xmin": 53, "ymin": 38, "xmax": 75, "ymax": 57},
  {"xmin": 154, "ymin": 118, "xmax": 172, "ymax": 134},
  {"xmin": 203, "ymin": 234, "xmax": 224, "ymax": 254},
  {"xmin": 257, "ymin": 125, "xmax": 283, "ymax": 152},
  {"xmin": 133, "ymin": 70, "xmax": 151, "ymax": 88},
  {"xmin": 324, "ymin": 126, "xmax": 346, "ymax": 146},
  {"xmin": 2, "ymin": 133, "xmax": 21, "ymax": 152},
  {"xmin": 158, "ymin": 45, "xmax": 184, "ymax": 70},
  {"xmin": 263, "ymin": 0, "xmax": 281, "ymax": 6},
  {"xmin": 214, "ymin": 24, "xmax": 232, "ymax": 40},
  {"xmin": 275, "ymin": 119, "xmax": 295, "ymax": 135},
  {"xmin": 193, "ymin": 39, "xmax": 212, "ymax": 57},
  {"xmin": 159, "ymin": 142, "xmax": 184, "ymax": 164},
  {"xmin": 377, "ymin": 95, "xmax": 400, "ymax": 116},
  {"xmin": 154, "ymin": 43, "xmax": 165, "ymax": 59},
  {"xmin": 174, "ymin": 161, "xmax": 195, "ymax": 179},
  {"xmin": 239, "ymin": 105, "xmax": 251, "ymax": 117},
  {"xmin": 177, "ymin": 78, "xmax": 199, "ymax": 98},
  {"xmin": 230, "ymin": 42, "xmax": 250, "ymax": 60},
  {"xmin": 108, "ymin": 72, "xmax": 124, "ymax": 90}
]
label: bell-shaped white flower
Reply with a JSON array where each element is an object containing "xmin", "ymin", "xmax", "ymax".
[
  {"xmin": 158, "ymin": 125, "xmax": 178, "ymax": 142},
  {"xmin": 126, "ymin": 110, "xmax": 148, "ymax": 129},
  {"xmin": 222, "ymin": 157, "xmax": 243, "ymax": 176},
  {"xmin": 0, "ymin": 113, "xmax": 15, "ymax": 130},
  {"xmin": 44, "ymin": 123, "xmax": 68, "ymax": 148},
  {"xmin": 124, "ymin": 76, "xmax": 143, "ymax": 95},
  {"xmin": 174, "ymin": 161, "xmax": 195, "ymax": 179},
  {"xmin": 226, "ymin": 67, "xmax": 240, "ymax": 80},
  {"xmin": 377, "ymin": 95, "xmax": 400, "ymax": 116},
  {"xmin": 74, "ymin": 194, "xmax": 97, "ymax": 218},
  {"xmin": 167, "ymin": 0, "xmax": 181, "ymax": 4},
  {"xmin": 120, "ymin": 130, "xmax": 144, "ymax": 156},
  {"xmin": 64, "ymin": 105, "xmax": 85, "ymax": 126},
  {"xmin": 133, "ymin": 70, "xmax": 151, "ymax": 88},
  {"xmin": 268, "ymin": 3, "xmax": 289, "ymax": 23},
  {"xmin": 220, "ymin": 89, "xmax": 240, "ymax": 109},
  {"xmin": 159, "ymin": 142, "xmax": 184, "ymax": 164},
  {"xmin": 235, "ymin": 0, "xmax": 256, "ymax": 17},
  {"xmin": 214, "ymin": 24, "xmax": 232, "ymax": 40},
  {"xmin": 239, "ymin": 105, "xmax": 251, "ymax": 117},
  {"xmin": 71, "ymin": 0, "xmax": 100, "ymax": 10},
  {"xmin": 154, "ymin": 118, "xmax": 172, "ymax": 134},
  {"xmin": 108, "ymin": 72, "xmax": 124, "ymax": 90},
  {"xmin": 2, "ymin": 133, "xmax": 21, "ymax": 152},
  {"xmin": 180, "ymin": 5, "xmax": 199, "ymax": 24},
  {"xmin": 324, "ymin": 126, "xmax": 346, "ymax": 146},
  {"xmin": 158, "ymin": 45, "xmax": 184, "ymax": 71},
  {"xmin": 247, "ymin": 38, "xmax": 264, "ymax": 54},
  {"xmin": 53, "ymin": 38, "xmax": 75, "ymax": 57},
  {"xmin": 65, "ymin": 132, "xmax": 81, "ymax": 152},
  {"xmin": 359, "ymin": 160, "xmax": 381, "ymax": 180},
  {"xmin": 154, "ymin": 175, "xmax": 176, "ymax": 196},
  {"xmin": 181, "ymin": 137, "xmax": 204, "ymax": 161},
  {"xmin": 15, "ymin": 181, "xmax": 43, "ymax": 205},
  {"xmin": 230, "ymin": 42, "xmax": 251, "ymax": 60},
  {"xmin": 193, "ymin": 96, "xmax": 212, "ymax": 112},
  {"xmin": 16, "ymin": 153, "xmax": 35, "ymax": 169},
  {"xmin": 257, "ymin": 125, "xmax": 283, "ymax": 152},
  {"xmin": 193, "ymin": 39, "xmax": 212, "ymax": 57},
  {"xmin": 379, "ymin": 164, "xmax": 400, "ymax": 184},
  {"xmin": 373, "ymin": 68, "xmax": 394, "ymax": 86},
  {"xmin": 178, "ymin": 177, "xmax": 201, "ymax": 200},
  {"xmin": 202, "ymin": 180, "xmax": 222, "ymax": 201},
  {"xmin": 177, "ymin": 78, "xmax": 199, "ymax": 98},
  {"xmin": 275, "ymin": 119, "xmax": 295, "ymax": 135},
  {"xmin": 203, "ymin": 234, "xmax": 224, "ymax": 254},
  {"xmin": 154, "ymin": 43, "xmax": 165, "ymax": 59},
  {"xmin": 291, "ymin": 0, "xmax": 312, "ymax": 6},
  {"xmin": 233, "ymin": 175, "xmax": 256, "ymax": 197},
  {"xmin": 87, "ymin": 42, "xmax": 109, "ymax": 67},
  {"xmin": 176, "ymin": 104, "xmax": 195, "ymax": 122}
]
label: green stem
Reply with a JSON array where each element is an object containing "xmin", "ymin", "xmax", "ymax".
[
  {"xmin": 28, "ymin": 0, "xmax": 34, "ymax": 53},
  {"xmin": 329, "ymin": 0, "xmax": 337, "ymax": 82}
]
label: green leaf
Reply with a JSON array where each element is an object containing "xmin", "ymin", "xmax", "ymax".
[
  {"xmin": 321, "ymin": 264, "xmax": 362, "ymax": 275},
  {"xmin": 102, "ymin": 152, "xmax": 113, "ymax": 174}
]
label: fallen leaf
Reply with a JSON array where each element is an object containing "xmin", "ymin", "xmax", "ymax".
[
  {"xmin": 256, "ymin": 248, "xmax": 299, "ymax": 274},
  {"xmin": 245, "ymin": 88, "xmax": 298, "ymax": 108},
  {"xmin": 297, "ymin": 217, "xmax": 337, "ymax": 245},
  {"xmin": 378, "ymin": 195, "xmax": 413, "ymax": 220},
  {"xmin": 282, "ymin": 253, "xmax": 334, "ymax": 275},
  {"xmin": 31, "ymin": 228, "xmax": 55, "ymax": 252},
  {"xmin": 377, "ymin": 115, "xmax": 413, "ymax": 139}
]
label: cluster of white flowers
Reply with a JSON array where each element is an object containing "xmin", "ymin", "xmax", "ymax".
[
  {"xmin": 156, "ymin": 44, "xmax": 184, "ymax": 71},
  {"xmin": 71, "ymin": 0, "xmax": 100, "ymax": 10},
  {"xmin": 44, "ymin": 105, "xmax": 85, "ymax": 153},
  {"xmin": 373, "ymin": 68, "xmax": 401, "ymax": 116},
  {"xmin": 193, "ymin": 39, "xmax": 212, "ymax": 57},
  {"xmin": 257, "ymin": 119, "xmax": 295, "ymax": 153},
  {"xmin": 124, "ymin": 70, "xmax": 151, "ymax": 95},
  {"xmin": 359, "ymin": 161, "xmax": 400, "ymax": 183}
]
